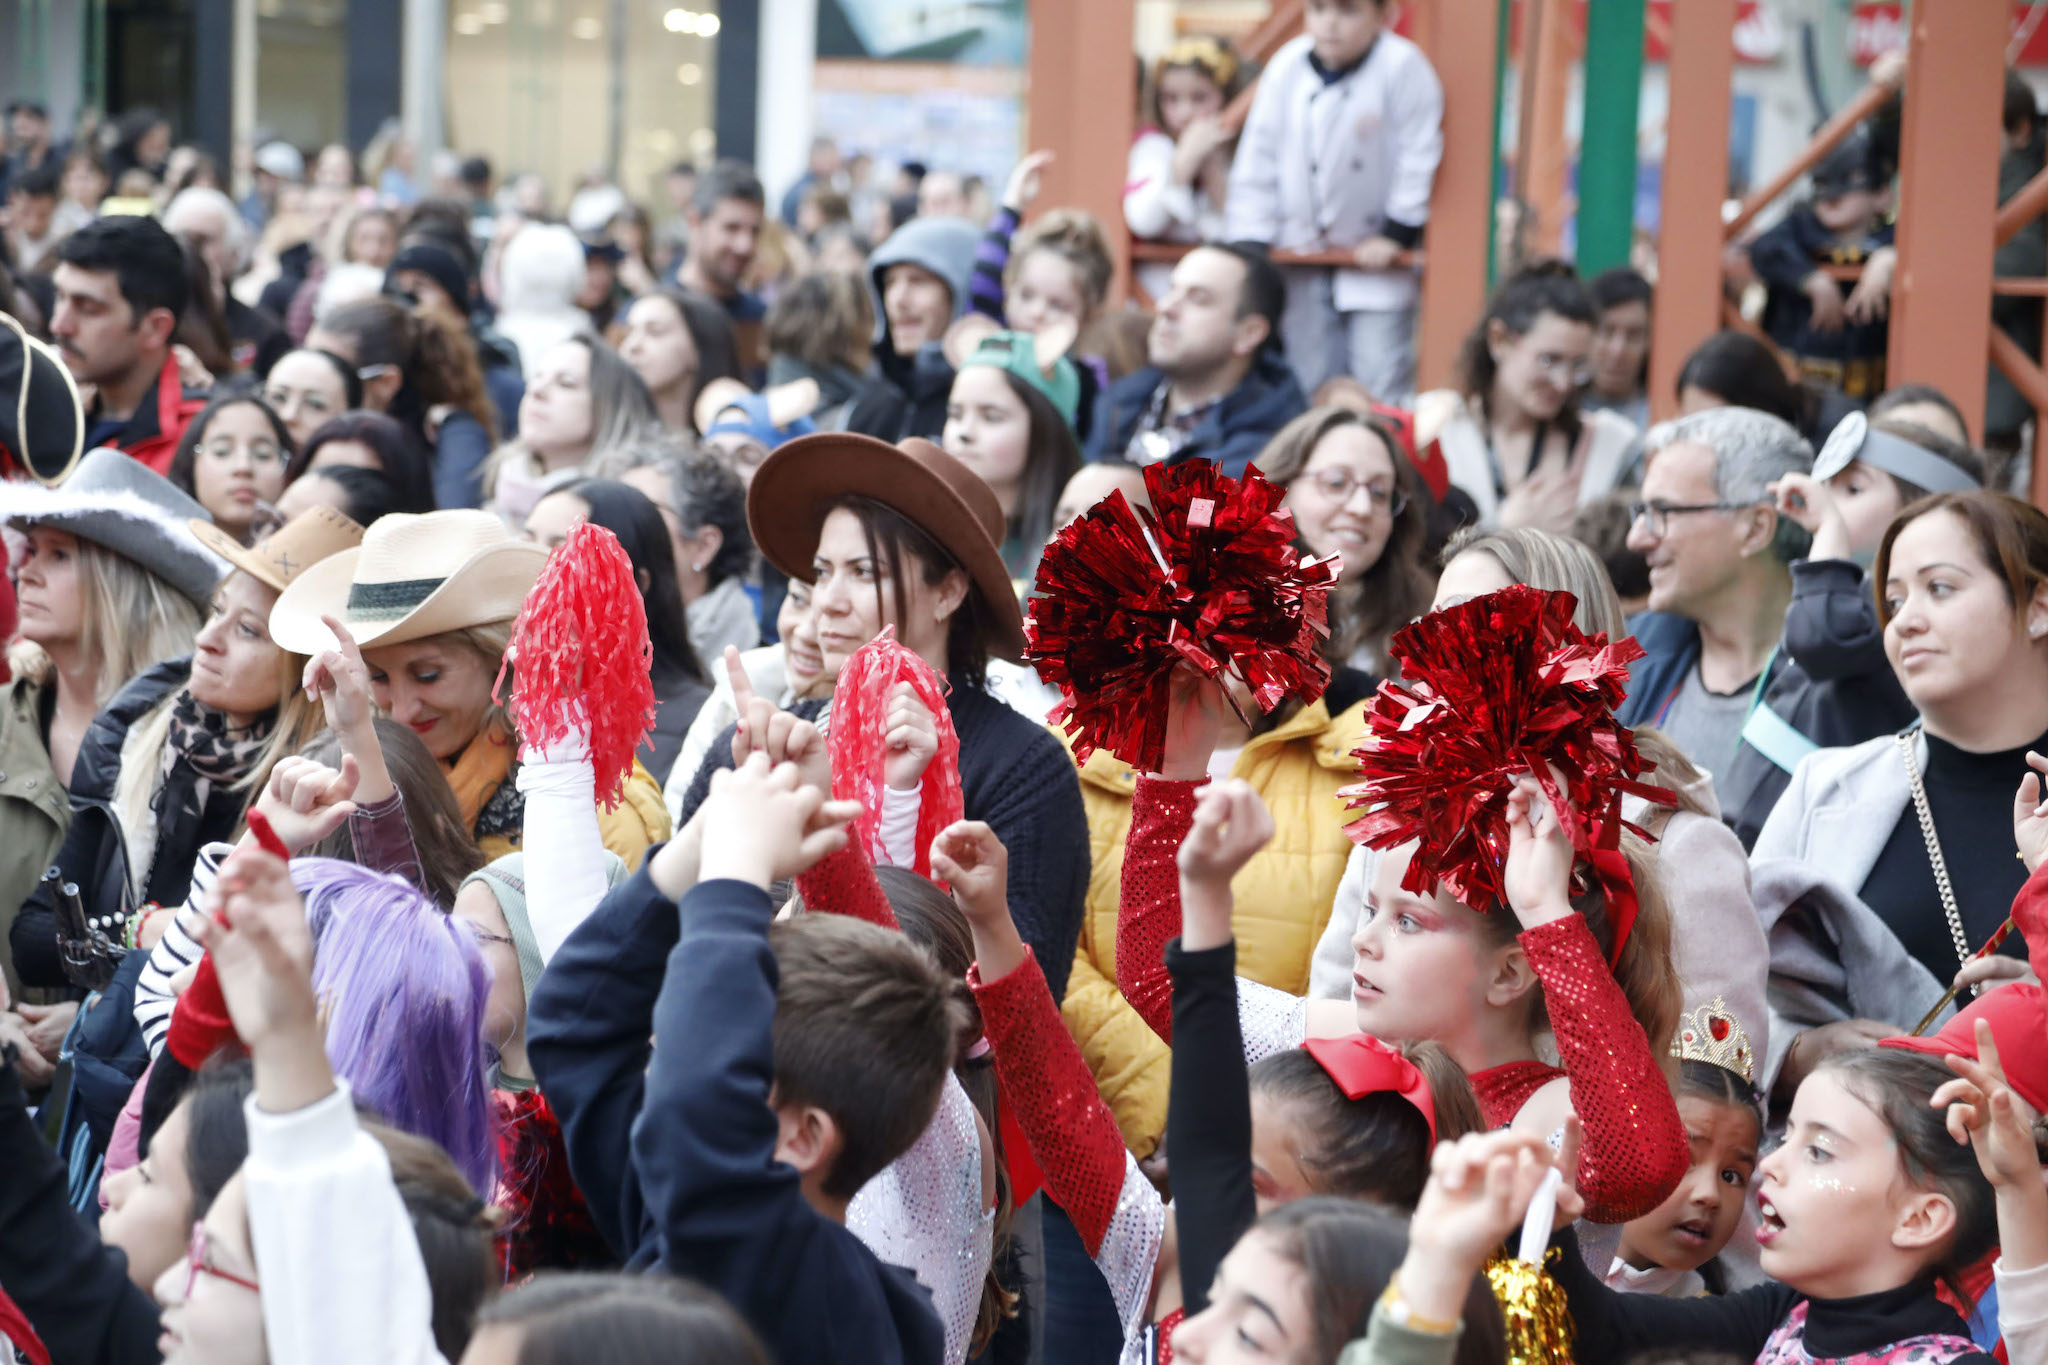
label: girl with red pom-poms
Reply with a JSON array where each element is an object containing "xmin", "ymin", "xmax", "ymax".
[{"xmin": 1112, "ymin": 598, "xmax": 1690, "ymax": 1234}]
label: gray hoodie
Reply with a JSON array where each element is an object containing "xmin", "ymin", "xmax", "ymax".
[{"xmin": 866, "ymin": 215, "xmax": 980, "ymax": 353}]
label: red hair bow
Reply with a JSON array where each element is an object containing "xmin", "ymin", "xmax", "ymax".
[{"xmin": 1301, "ymin": 1034, "xmax": 1436, "ymax": 1142}]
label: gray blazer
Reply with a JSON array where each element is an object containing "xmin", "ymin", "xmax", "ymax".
[{"xmin": 1750, "ymin": 730, "xmax": 1917, "ymax": 898}]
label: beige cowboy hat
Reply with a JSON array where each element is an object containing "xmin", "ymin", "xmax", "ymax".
[
  {"xmin": 188, "ymin": 504, "xmax": 365, "ymax": 598},
  {"xmin": 267, "ymin": 508, "xmax": 548, "ymax": 655},
  {"xmin": 747, "ymin": 433, "xmax": 1026, "ymax": 662}
]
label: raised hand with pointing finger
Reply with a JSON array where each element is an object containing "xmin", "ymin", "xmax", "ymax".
[{"xmin": 303, "ymin": 613, "xmax": 395, "ymax": 805}]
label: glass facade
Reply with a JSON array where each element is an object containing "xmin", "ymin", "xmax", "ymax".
[{"xmin": 445, "ymin": 0, "xmax": 717, "ymax": 204}]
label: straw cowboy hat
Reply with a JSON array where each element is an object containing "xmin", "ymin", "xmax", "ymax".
[
  {"xmin": 188, "ymin": 504, "xmax": 365, "ymax": 598},
  {"xmin": 0, "ymin": 446, "xmax": 226, "ymax": 605},
  {"xmin": 747, "ymin": 433, "xmax": 1026, "ymax": 661},
  {"xmin": 0, "ymin": 311, "xmax": 83, "ymax": 485},
  {"xmin": 268, "ymin": 508, "xmax": 548, "ymax": 655}
]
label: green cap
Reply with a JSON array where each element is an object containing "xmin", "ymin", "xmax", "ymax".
[{"xmin": 961, "ymin": 329, "xmax": 1082, "ymax": 432}]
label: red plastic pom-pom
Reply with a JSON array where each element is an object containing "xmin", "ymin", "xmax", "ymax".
[
  {"xmin": 829, "ymin": 628, "xmax": 964, "ymax": 883},
  {"xmin": 1024, "ymin": 460, "xmax": 1336, "ymax": 773},
  {"xmin": 1337, "ymin": 584, "xmax": 1674, "ymax": 961},
  {"xmin": 498, "ymin": 521, "xmax": 657, "ymax": 810}
]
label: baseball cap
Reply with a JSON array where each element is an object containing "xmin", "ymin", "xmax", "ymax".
[
  {"xmin": 1881, "ymin": 982, "xmax": 2048, "ymax": 1115},
  {"xmin": 255, "ymin": 141, "xmax": 305, "ymax": 182}
]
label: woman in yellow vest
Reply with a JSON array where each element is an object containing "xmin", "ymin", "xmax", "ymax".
[{"xmin": 1059, "ymin": 406, "xmax": 1434, "ymax": 1156}]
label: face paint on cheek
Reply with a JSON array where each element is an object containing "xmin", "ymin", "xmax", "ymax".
[{"xmin": 1805, "ymin": 1176, "xmax": 1855, "ymax": 1195}]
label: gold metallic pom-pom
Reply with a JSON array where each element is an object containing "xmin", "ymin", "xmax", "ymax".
[{"xmin": 1485, "ymin": 1252, "xmax": 1576, "ymax": 1365}]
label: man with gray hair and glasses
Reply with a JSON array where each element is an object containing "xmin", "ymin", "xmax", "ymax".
[{"xmin": 1617, "ymin": 406, "xmax": 1814, "ymax": 810}]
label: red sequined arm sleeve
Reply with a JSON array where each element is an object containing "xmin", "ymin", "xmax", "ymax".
[
  {"xmin": 1519, "ymin": 914, "xmax": 1688, "ymax": 1224},
  {"xmin": 971, "ymin": 947, "xmax": 1167, "ymax": 1333},
  {"xmin": 1116, "ymin": 776, "xmax": 1204, "ymax": 1043},
  {"xmin": 792, "ymin": 840, "xmax": 898, "ymax": 931},
  {"xmin": 2013, "ymin": 862, "xmax": 2048, "ymax": 958}
]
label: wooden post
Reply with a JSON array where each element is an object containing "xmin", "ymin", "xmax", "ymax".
[
  {"xmin": 1888, "ymin": 0, "xmax": 2005, "ymax": 444},
  {"xmin": 1026, "ymin": 0, "xmax": 1139, "ymax": 302},
  {"xmin": 1519, "ymin": 0, "xmax": 1576, "ymax": 259},
  {"xmin": 1411, "ymin": 0, "xmax": 1503, "ymax": 393},
  {"xmin": 1647, "ymin": 0, "xmax": 1735, "ymax": 422}
]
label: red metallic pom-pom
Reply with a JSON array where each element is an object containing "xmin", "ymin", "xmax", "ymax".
[
  {"xmin": 829, "ymin": 628, "xmax": 964, "ymax": 883},
  {"xmin": 1025, "ymin": 459, "xmax": 1336, "ymax": 772},
  {"xmin": 499, "ymin": 520, "xmax": 657, "ymax": 810},
  {"xmin": 1338, "ymin": 584, "xmax": 1673, "ymax": 960}
]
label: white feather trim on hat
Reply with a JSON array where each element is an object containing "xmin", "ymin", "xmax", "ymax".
[{"xmin": 0, "ymin": 477, "xmax": 229, "ymax": 605}]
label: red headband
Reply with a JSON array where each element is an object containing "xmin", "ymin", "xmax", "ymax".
[{"xmin": 1301, "ymin": 1034, "xmax": 1437, "ymax": 1142}]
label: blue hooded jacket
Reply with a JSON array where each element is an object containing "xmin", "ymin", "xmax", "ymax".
[{"xmin": 1092, "ymin": 347, "xmax": 1308, "ymax": 478}]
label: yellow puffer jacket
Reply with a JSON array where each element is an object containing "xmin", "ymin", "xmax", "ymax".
[
  {"xmin": 1058, "ymin": 682, "xmax": 1374, "ymax": 1155},
  {"xmin": 476, "ymin": 759, "xmax": 672, "ymax": 869}
]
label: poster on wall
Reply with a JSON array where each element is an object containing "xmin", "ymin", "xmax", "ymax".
[
  {"xmin": 817, "ymin": 0, "xmax": 1027, "ymax": 65},
  {"xmin": 813, "ymin": 0, "xmax": 1026, "ymax": 188}
]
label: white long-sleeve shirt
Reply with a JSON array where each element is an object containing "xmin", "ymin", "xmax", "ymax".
[
  {"xmin": 1224, "ymin": 32, "xmax": 1444, "ymax": 312},
  {"xmin": 243, "ymin": 1083, "xmax": 446, "ymax": 1365}
]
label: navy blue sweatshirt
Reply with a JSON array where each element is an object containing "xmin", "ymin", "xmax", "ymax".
[
  {"xmin": 0, "ymin": 1047, "xmax": 161, "ymax": 1364},
  {"xmin": 527, "ymin": 867, "xmax": 946, "ymax": 1365}
]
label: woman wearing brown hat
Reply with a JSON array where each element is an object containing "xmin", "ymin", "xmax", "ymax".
[
  {"xmin": 677, "ymin": 433, "xmax": 1089, "ymax": 999},
  {"xmin": 269, "ymin": 508, "xmax": 671, "ymax": 866},
  {"xmin": 8, "ymin": 502, "xmax": 357, "ymax": 1025}
]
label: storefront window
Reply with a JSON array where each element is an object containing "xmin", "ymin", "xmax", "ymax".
[
  {"xmin": 446, "ymin": 0, "xmax": 715, "ymax": 207},
  {"xmin": 255, "ymin": 0, "xmax": 348, "ymax": 149}
]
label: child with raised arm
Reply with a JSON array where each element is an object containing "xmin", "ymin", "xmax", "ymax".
[
  {"xmin": 1935, "ymin": 1018, "xmax": 2048, "ymax": 1363},
  {"xmin": 171, "ymin": 841, "xmax": 495, "ymax": 1365},
  {"xmin": 944, "ymin": 805, "xmax": 1475, "ymax": 1364},
  {"xmin": 529, "ymin": 751, "xmax": 960, "ymax": 1364}
]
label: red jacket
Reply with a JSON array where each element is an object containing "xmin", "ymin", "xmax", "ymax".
[{"xmin": 96, "ymin": 353, "xmax": 205, "ymax": 475}]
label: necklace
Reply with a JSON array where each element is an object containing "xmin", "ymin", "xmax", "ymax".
[{"xmin": 1894, "ymin": 731, "xmax": 1973, "ymax": 972}]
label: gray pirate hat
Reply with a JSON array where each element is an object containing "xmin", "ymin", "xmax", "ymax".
[{"xmin": 0, "ymin": 447, "xmax": 227, "ymax": 605}]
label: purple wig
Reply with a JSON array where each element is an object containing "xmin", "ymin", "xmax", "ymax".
[{"xmin": 292, "ymin": 857, "xmax": 499, "ymax": 1197}]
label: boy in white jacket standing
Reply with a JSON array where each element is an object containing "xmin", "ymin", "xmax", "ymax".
[{"xmin": 1226, "ymin": 0, "xmax": 1443, "ymax": 403}]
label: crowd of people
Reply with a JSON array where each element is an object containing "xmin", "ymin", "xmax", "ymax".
[{"xmin": 0, "ymin": 1, "xmax": 2045, "ymax": 1363}]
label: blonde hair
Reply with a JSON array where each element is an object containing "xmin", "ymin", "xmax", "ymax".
[
  {"xmin": 1441, "ymin": 526, "xmax": 1628, "ymax": 641},
  {"xmin": 435, "ymin": 621, "xmax": 517, "ymax": 741},
  {"xmin": 1004, "ymin": 209, "xmax": 1115, "ymax": 320},
  {"xmin": 7, "ymin": 536, "xmax": 208, "ymax": 707},
  {"xmin": 112, "ymin": 648, "xmax": 326, "ymax": 861}
]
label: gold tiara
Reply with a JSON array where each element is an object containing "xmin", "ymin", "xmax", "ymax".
[{"xmin": 1671, "ymin": 996, "xmax": 1755, "ymax": 1084}]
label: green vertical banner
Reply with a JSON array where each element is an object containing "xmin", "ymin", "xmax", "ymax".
[
  {"xmin": 1576, "ymin": 0, "xmax": 1647, "ymax": 276},
  {"xmin": 1486, "ymin": 0, "xmax": 1511, "ymax": 289}
]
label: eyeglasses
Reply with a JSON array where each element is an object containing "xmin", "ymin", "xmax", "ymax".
[
  {"xmin": 464, "ymin": 922, "xmax": 516, "ymax": 949},
  {"xmin": 1306, "ymin": 469, "xmax": 1407, "ymax": 517},
  {"xmin": 1627, "ymin": 500, "xmax": 1765, "ymax": 538},
  {"xmin": 185, "ymin": 1221, "xmax": 259, "ymax": 1299}
]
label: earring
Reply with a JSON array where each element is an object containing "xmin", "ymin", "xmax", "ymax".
[
  {"xmin": 2032, "ymin": 623, "xmax": 2046, "ymax": 638},
  {"xmin": 691, "ymin": 561, "xmax": 704, "ymax": 572}
]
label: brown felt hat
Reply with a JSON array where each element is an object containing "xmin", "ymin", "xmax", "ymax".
[
  {"xmin": 188, "ymin": 504, "xmax": 365, "ymax": 597},
  {"xmin": 747, "ymin": 433, "xmax": 1026, "ymax": 662}
]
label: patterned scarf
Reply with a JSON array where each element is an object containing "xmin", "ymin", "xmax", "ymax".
[{"xmin": 146, "ymin": 691, "xmax": 274, "ymax": 899}]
